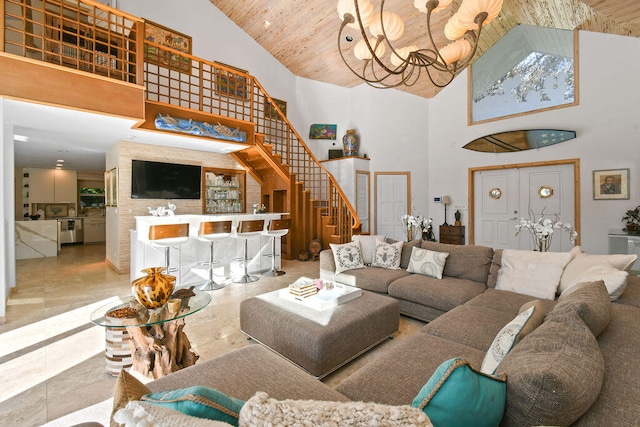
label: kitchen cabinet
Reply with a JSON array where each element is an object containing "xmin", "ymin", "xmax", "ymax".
[
  {"xmin": 84, "ymin": 217, "xmax": 106, "ymax": 243},
  {"xmin": 28, "ymin": 168, "xmax": 77, "ymax": 203},
  {"xmin": 202, "ymin": 168, "xmax": 246, "ymax": 214}
]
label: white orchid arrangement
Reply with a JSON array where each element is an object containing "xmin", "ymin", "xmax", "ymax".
[
  {"xmin": 515, "ymin": 209, "xmax": 578, "ymax": 251},
  {"xmin": 401, "ymin": 214, "xmax": 433, "ymax": 241}
]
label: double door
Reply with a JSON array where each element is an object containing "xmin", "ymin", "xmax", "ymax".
[{"xmin": 473, "ymin": 163, "xmax": 576, "ymax": 252}]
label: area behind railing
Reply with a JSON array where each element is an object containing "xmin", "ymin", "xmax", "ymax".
[{"xmin": 2, "ymin": 0, "xmax": 359, "ymax": 242}]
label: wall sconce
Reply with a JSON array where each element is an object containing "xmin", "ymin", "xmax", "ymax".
[{"xmin": 441, "ymin": 196, "xmax": 451, "ymax": 226}]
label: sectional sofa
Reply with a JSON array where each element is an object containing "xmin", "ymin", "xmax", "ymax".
[{"xmin": 111, "ymin": 239, "xmax": 640, "ymax": 426}]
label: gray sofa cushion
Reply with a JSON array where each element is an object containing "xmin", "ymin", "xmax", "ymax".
[
  {"xmin": 336, "ymin": 333, "xmax": 485, "ymax": 406},
  {"xmin": 551, "ymin": 280, "xmax": 612, "ymax": 336},
  {"xmin": 422, "ymin": 305, "xmax": 515, "ymax": 351},
  {"xmin": 388, "ymin": 274, "xmax": 486, "ymax": 313},
  {"xmin": 573, "ymin": 303, "xmax": 640, "ymax": 425},
  {"xmin": 465, "ymin": 288, "xmax": 556, "ymax": 316},
  {"xmin": 386, "ymin": 238, "xmax": 422, "ymax": 269},
  {"xmin": 146, "ymin": 345, "xmax": 349, "ymax": 403},
  {"xmin": 613, "ymin": 274, "xmax": 640, "ymax": 308},
  {"xmin": 497, "ymin": 310, "xmax": 604, "ymax": 427},
  {"xmin": 420, "ymin": 241, "xmax": 494, "ymax": 284},
  {"xmin": 340, "ymin": 267, "xmax": 411, "ymax": 293}
]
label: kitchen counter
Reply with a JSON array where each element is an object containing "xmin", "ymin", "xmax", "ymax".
[
  {"xmin": 16, "ymin": 220, "xmax": 58, "ymax": 259},
  {"xmin": 131, "ymin": 213, "xmax": 288, "ymax": 286}
]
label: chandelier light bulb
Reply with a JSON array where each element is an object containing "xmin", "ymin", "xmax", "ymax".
[
  {"xmin": 369, "ymin": 11, "xmax": 405, "ymax": 41},
  {"xmin": 439, "ymin": 39, "xmax": 472, "ymax": 65},
  {"xmin": 354, "ymin": 37, "xmax": 386, "ymax": 60},
  {"xmin": 337, "ymin": 0, "xmax": 375, "ymax": 29}
]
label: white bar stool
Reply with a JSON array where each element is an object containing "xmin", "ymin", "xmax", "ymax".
[
  {"xmin": 262, "ymin": 218, "xmax": 290, "ymax": 277},
  {"xmin": 196, "ymin": 220, "xmax": 232, "ymax": 291},
  {"xmin": 147, "ymin": 223, "xmax": 190, "ymax": 278},
  {"xmin": 232, "ymin": 219, "xmax": 265, "ymax": 284}
]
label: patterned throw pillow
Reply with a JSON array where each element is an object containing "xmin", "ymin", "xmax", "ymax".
[
  {"xmin": 480, "ymin": 305, "xmax": 536, "ymax": 375},
  {"xmin": 329, "ymin": 242, "xmax": 366, "ymax": 274},
  {"xmin": 406, "ymin": 246, "xmax": 449, "ymax": 279},
  {"xmin": 371, "ymin": 240, "xmax": 404, "ymax": 270}
]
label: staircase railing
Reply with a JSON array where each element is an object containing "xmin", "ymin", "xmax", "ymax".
[
  {"xmin": 2, "ymin": 0, "xmax": 360, "ymax": 241},
  {"xmin": 142, "ymin": 41, "xmax": 360, "ymax": 240}
]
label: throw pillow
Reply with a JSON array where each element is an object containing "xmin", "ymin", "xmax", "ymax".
[
  {"xmin": 406, "ymin": 246, "xmax": 449, "ymax": 279},
  {"xmin": 411, "ymin": 357, "xmax": 506, "ymax": 427},
  {"xmin": 566, "ymin": 265, "xmax": 629, "ymax": 301},
  {"xmin": 553, "ymin": 280, "xmax": 611, "ymax": 336},
  {"xmin": 142, "ymin": 386, "xmax": 245, "ymax": 426},
  {"xmin": 329, "ymin": 242, "xmax": 365, "ymax": 274},
  {"xmin": 559, "ymin": 246, "xmax": 637, "ymax": 294},
  {"xmin": 495, "ymin": 249, "xmax": 572, "ymax": 299},
  {"xmin": 517, "ymin": 299, "xmax": 546, "ymax": 340},
  {"xmin": 239, "ymin": 391, "xmax": 431, "ymax": 426},
  {"xmin": 352, "ymin": 234, "xmax": 385, "ymax": 265},
  {"xmin": 111, "ymin": 369, "xmax": 151, "ymax": 427},
  {"xmin": 497, "ymin": 310, "xmax": 604, "ymax": 426},
  {"xmin": 114, "ymin": 400, "xmax": 234, "ymax": 427},
  {"xmin": 480, "ymin": 305, "xmax": 536, "ymax": 375},
  {"xmin": 371, "ymin": 240, "xmax": 404, "ymax": 270}
]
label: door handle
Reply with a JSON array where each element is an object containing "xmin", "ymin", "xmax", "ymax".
[{"xmin": 510, "ymin": 217, "xmax": 518, "ymax": 220}]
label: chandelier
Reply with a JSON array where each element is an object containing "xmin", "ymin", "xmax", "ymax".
[{"xmin": 337, "ymin": 0, "xmax": 503, "ymax": 89}]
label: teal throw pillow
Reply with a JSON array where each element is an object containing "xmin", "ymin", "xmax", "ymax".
[
  {"xmin": 142, "ymin": 386, "xmax": 245, "ymax": 426},
  {"xmin": 411, "ymin": 357, "xmax": 506, "ymax": 427}
]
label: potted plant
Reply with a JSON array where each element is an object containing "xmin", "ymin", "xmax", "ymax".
[{"xmin": 622, "ymin": 206, "xmax": 640, "ymax": 235}]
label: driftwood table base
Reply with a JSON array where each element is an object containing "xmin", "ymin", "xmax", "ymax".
[{"xmin": 123, "ymin": 311, "xmax": 199, "ymax": 379}]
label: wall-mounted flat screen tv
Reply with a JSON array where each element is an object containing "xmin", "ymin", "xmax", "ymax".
[{"xmin": 131, "ymin": 160, "xmax": 201, "ymax": 199}]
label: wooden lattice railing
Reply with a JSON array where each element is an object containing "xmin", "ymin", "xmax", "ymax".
[
  {"xmin": 3, "ymin": 0, "xmax": 141, "ymax": 83},
  {"xmin": 143, "ymin": 47, "xmax": 360, "ymax": 240},
  {"xmin": 2, "ymin": 0, "xmax": 359, "ymax": 241}
]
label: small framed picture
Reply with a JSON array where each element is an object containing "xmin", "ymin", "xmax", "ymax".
[
  {"xmin": 593, "ymin": 168, "xmax": 630, "ymax": 200},
  {"xmin": 264, "ymin": 98, "xmax": 287, "ymax": 120}
]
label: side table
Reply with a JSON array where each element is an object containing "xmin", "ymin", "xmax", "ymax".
[
  {"xmin": 91, "ymin": 290, "xmax": 211, "ymax": 379},
  {"xmin": 440, "ymin": 225, "xmax": 465, "ymax": 245}
]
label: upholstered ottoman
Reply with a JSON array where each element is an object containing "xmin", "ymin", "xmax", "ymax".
[{"xmin": 240, "ymin": 289, "xmax": 400, "ymax": 378}]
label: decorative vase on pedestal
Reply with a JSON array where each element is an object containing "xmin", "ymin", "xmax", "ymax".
[
  {"xmin": 342, "ymin": 129, "xmax": 359, "ymax": 156},
  {"xmin": 131, "ymin": 267, "xmax": 176, "ymax": 309},
  {"xmin": 537, "ymin": 238, "xmax": 549, "ymax": 252}
]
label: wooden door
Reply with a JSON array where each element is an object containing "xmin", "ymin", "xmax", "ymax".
[
  {"xmin": 375, "ymin": 172, "xmax": 410, "ymax": 241},
  {"xmin": 472, "ymin": 161, "xmax": 578, "ymax": 252}
]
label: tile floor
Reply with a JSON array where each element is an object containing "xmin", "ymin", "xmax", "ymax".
[{"xmin": 0, "ymin": 243, "xmax": 424, "ymax": 426}]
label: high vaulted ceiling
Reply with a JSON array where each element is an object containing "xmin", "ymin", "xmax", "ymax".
[{"xmin": 209, "ymin": 0, "xmax": 640, "ymax": 98}]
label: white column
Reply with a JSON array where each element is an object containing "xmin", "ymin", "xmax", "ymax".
[{"xmin": 1, "ymin": 99, "xmax": 17, "ymax": 321}]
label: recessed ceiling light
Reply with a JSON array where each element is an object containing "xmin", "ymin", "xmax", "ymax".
[
  {"xmin": 14, "ymin": 135, "xmax": 29, "ymax": 142},
  {"xmin": 263, "ymin": 20, "xmax": 271, "ymax": 29},
  {"xmin": 57, "ymin": 159, "xmax": 65, "ymax": 163}
]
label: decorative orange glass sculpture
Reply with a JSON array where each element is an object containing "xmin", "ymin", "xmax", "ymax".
[{"xmin": 131, "ymin": 267, "xmax": 176, "ymax": 309}]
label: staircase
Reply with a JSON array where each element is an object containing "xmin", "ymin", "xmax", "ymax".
[
  {"xmin": 140, "ymin": 50, "xmax": 361, "ymax": 259},
  {"xmin": 1, "ymin": 0, "xmax": 360, "ymax": 259}
]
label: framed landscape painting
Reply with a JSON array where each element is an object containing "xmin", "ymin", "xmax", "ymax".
[
  {"xmin": 593, "ymin": 168, "xmax": 629, "ymax": 200},
  {"xmin": 214, "ymin": 62, "xmax": 250, "ymax": 101}
]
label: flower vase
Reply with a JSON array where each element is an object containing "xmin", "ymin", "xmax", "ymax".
[
  {"xmin": 537, "ymin": 238, "xmax": 549, "ymax": 252},
  {"xmin": 342, "ymin": 129, "xmax": 359, "ymax": 156},
  {"xmin": 131, "ymin": 267, "xmax": 176, "ymax": 309}
]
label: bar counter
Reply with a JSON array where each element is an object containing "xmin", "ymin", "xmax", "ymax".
[{"xmin": 130, "ymin": 213, "xmax": 287, "ymax": 287}]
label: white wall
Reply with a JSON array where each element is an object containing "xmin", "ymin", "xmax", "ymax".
[{"xmin": 429, "ymin": 31, "xmax": 640, "ymax": 254}]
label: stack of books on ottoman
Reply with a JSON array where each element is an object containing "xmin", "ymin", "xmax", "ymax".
[{"xmin": 288, "ymin": 278, "xmax": 319, "ymax": 299}]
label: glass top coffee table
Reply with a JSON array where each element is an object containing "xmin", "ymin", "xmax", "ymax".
[
  {"xmin": 90, "ymin": 290, "xmax": 211, "ymax": 327},
  {"xmin": 91, "ymin": 290, "xmax": 211, "ymax": 378}
]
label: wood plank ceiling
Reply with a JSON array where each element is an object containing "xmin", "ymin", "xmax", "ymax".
[{"xmin": 209, "ymin": 0, "xmax": 640, "ymax": 98}]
